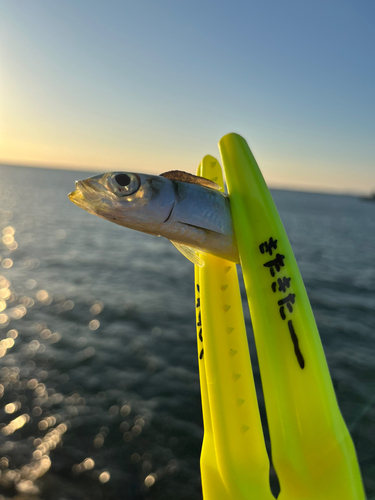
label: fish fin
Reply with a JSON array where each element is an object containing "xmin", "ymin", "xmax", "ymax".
[
  {"xmin": 170, "ymin": 241, "xmax": 205, "ymax": 267},
  {"xmin": 160, "ymin": 170, "xmax": 221, "ymax": 191}
]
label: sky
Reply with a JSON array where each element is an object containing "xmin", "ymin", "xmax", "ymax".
[{"xmin": 0, "ymin": 0, "xmax": 374, "ymax": 194}]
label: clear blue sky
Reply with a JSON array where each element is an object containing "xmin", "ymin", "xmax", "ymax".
[{"xmin": 1, "ymin": 0, "xmax": 374, "ymax": 193}]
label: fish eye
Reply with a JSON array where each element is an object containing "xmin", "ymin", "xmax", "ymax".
[
  {"xmin": 107, "ymin": 172, "xmax": 140, "ymax": 196},
  {"xmin": 115, "ymin": 173, "xmax": 131, "ymax": 186}
]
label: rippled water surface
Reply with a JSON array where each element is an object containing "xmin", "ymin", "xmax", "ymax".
[{"xmin": 0, "ymin": 165, "xmax": 374, "ymax": 499}]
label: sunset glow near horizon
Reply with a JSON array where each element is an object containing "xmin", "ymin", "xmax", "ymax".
[{"xmin": 1, "ymin": 0, "xmax": 374, "ymax": 194}]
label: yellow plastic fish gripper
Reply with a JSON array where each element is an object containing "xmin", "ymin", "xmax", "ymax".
[{"xmin": 195, "ymin": 134, "xmax": 365, "ymax": 500}]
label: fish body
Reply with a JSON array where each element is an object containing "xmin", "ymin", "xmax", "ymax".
[{"xmin": 69, "ymin": 171, "xmax": 239, "ymax": 263}]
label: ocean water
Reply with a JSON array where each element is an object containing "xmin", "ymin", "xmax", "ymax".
[{"xmin": 0, "ymin": 165, "xmax": 374, "ymax": 500}]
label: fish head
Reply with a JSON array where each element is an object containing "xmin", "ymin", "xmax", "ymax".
[{"xmin": 68, "ymin": 172, "xmax": 176, "ymax": 229}]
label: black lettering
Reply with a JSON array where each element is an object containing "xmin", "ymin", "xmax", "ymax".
[
  {"xmin": 288, "ymin": 320, "xmax": 305, "ymax": 369},
  {"xmin": 263, "ymin": 253, "xmax": 285, "ymax": 277},
  {"xmin": 278, "ymin": 293, "xmax": 295, "ymax": 319},
  {"xmin": 197, "ymin": 310, "xmax": 202, "ymax": 327},
  {"xmin": 277, "ymin": 277, "xmax": 291, "ymax": 293},
  {"xmin": 259, "ymin": 237, "xmax": 278, "ymax": 256}
]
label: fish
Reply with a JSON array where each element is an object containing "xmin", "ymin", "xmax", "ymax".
[{"xmin": 68, "ymin": 170, "xmax": 239, "ymax": 265}]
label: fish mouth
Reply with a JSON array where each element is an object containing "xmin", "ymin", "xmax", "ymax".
[
  {"xmin": 68, "ymin": 184, "xmax": 86, "ymax": 208},
  {"xmin": 68, "ymin": 180, "xmax": 101, "ymax": 213}
]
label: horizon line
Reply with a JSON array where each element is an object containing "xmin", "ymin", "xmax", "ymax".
[{"xmin": 0, "ymin": 161, "xmax": 369, "ymax": 198}]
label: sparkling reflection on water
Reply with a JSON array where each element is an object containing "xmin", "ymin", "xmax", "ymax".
[
  {"xmin": 0, "ymin": 165, "xmax": 374, "ymax": 499},
  {"xmin": 0, "ymin": 165, "xmax": 202, "ymax": 500}
]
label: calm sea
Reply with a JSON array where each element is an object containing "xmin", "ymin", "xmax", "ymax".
[{"xmin": 0, "ymin": 165, "xmax": 374, "ymax": 500}]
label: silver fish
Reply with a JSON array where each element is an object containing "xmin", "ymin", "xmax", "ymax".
[{"xmin": 68, "ymin": 170, "xmax": 239, "ymax": 264}]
